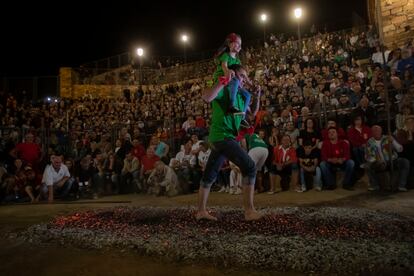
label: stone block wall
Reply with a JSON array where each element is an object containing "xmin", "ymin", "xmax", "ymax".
[{"xmin": 377, "ymin": 0, "xmax": 414, "ymax": 47}]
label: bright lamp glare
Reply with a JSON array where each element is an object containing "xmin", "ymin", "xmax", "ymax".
[
  {"xmin": 294, "ymin": 8, "xmax": 302, "ymax": 19},
  {"xmin": 260, "ymin": 14, "xmax": 267, "ymax": 22},
  {"xmin": 136, "ymin": 48, "xmax": 144, "ymax": 57},
  {"xmin": 181, "ymin": 35, "xmax": 188, "ymax": 42}
]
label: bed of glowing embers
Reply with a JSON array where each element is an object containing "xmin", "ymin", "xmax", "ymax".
[{"xmin": 22, "ymin": 207, "xmax": 414, "ymax": 274}]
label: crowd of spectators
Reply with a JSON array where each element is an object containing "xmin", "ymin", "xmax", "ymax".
[{"xmin": 1, "ymin": 25, "xmax": 414, "ymax": 203}]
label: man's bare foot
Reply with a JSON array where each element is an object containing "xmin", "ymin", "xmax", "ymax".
[
  {"xmin": 244, "ymin": 210, "xmax": 264, "ymax": 221},
  {"xmin": 195, "ymin": 211, "xmax": 218, "ymax": 221}
]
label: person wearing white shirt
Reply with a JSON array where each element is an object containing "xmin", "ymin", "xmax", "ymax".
[
  {"xmin": 190, "ymin": 134, "xmax": 203, "ymax": 155},
  {"xmin": 41, "ymin": 155, "xmax": 73, "ymax": 202},
  {"xmin": 371, "ymin": 46, "xmax": 391, "ymax": 65},
  {"xmin": 197, "ymin": 142, "xmax": 211, "ymax": 172},
  {"xmin": 169, "ymin": 139, "xmax": 197, "ymax": 193}
]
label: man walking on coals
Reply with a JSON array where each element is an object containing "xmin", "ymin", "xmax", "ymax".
[{"xmin": 196, "ymin": 64, "xmax": 263, "ymax": 221}]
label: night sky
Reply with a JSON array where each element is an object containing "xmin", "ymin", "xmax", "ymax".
[{"xmin": 1, "ymin": 0, "xmax": 367, "ymax": 77}]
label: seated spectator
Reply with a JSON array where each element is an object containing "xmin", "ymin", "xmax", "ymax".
[
  {"xmin": 229, "ymin": 162, "xmax": 242, "ymax": 195},
  {"xmin": 275, "ymin": 109, "xmax": 294, "ymax": 130},
  {"xmin": 190, "ymin": 134, "xmax": 203, "ymax": 155},
  {"xmin": 2, "ymin": 165, "xmax": 28, "ymax": 203},
  {"xmin": 320, "ymin": 127, "xmax": 355, "ymax": 190},
  {"xmin": 336, "ymin": 94, "xmax": 353, "ymax": 129},
  {"xmin": 285, "ymin": 121, "xmax": 300, "ymax": 148},
  {"xmin": 150, "ymin": 136, "xmax": 170, "ymax": 163},
  {"xmin": 267, "ymin": 126, "xmax": 280, "ymax": 147},
  {"xmin": 268, "ymin": 135, "xmax": 299, "ymax": 193},
  {"xmin": 298, "ymin": 118, "xmax": 320, "ymax": 148},
  {"xmin": 147, "ymin": 161, "xmax": 181, "ymax": 197},
  {"xmin": 365, "ymin": 125, "xmax": 409, "ymax": 192},
  {"xmin": 121, "ymin": 152, "xmax": 140, "ymax": 193},
  {"xmin": 41, "ymin": 155, "xmax": 75, "ymax": 202},
  {"xmin": 140, "ymin": 146, "xmax": 160, "ymax": 190},
  {"xmin": 169, "ymin": 138, "xmax": 197, "ymax": 194},
  {"xmin": 397, "ymin": 48, "xmax": 414, "ymax": 77},
  {"xmin": 352, "ymin": 96, "xmax": 377, "ymax": 127},
  {"xmin": 92, "ymin": 151, "xmax": 107, "ymax": 197},
  {"xmin": 14, "ymin": 132, "xmax": 42, "ymax": 170},
  {"xmin": 187, "ymin": 120, "xmax": 206, "ymax": 140},
  {"xmin": 75, "ymin": 156, "xmax": 94, "ymax": 198},
  {"xmin": 296, "ymin": 106, "xmax": 310, "ymax": 130},
  {"xmin": 396, "ymin": 105, "xmax": 413, "ymax": 130},
  {"xmin": 297, "ymin": 140, "xmax": 322, "ymax": 191},
  {"xmin": 131, "ymin": 138, "xmax": 146, "ymax": 161},
  {"xmin": 321, "ymin": 118, "xmax": 347, "ymax": 141},
  {"xmin": 347, "ymin": 115, "xmax": 372, "ymax": 171},
  {"xmin": 197, "ymin": 142, "xmax": 211, "ymax": 172},
  {"xmin": 23, "ymin": 165, "xmax": 42, "ymax": 203},
  {"xmin": 396, "ymin": 115, "xmax": 414, "ymax": 187}
]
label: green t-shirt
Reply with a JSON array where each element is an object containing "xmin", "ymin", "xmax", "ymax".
[
  {"xmin": 212, "ymin": 52, "xmax": 241, "ymax": 83},
  {"xmin": 245, "ymin": 133, "xmax": 268, "ymax": 150},
  {"xmin": 208, "ymin": 86, "xmax": 245, "ymax": 143}
]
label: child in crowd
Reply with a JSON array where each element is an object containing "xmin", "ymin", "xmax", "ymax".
[{"xmin": 212, "ymin": 33, "xmax": 251, "ymax": 127}]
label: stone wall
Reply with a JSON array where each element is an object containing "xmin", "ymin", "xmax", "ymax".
[
  {"xmin": 70, "ymin": 85, "xmax": 137, "ymax": 98},
  {"xmin": 376, "ymin": 0, "xmax": 414, "ymax": 47},
  {"xmin": 59, "ymin": 67, "xmax": 210, "ymax": 99}
]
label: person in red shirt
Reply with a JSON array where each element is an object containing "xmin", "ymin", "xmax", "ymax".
[
  {"xmin": 320, "ymin": 128, "xmax": 355, "ymax": 190},
  {"xmin": 268, "ymin": 135, "xmax": 299, "ymax": 193},
  {"xmin": 347, "ymin": 115, "xmax": 372, "ymax": 169},
  {"xmin": 131, "ymin": 138, "xmax": 146, "ymax": 161},
  {"xmin": 195, "ymin": 114, "xmax": 206, "ymax": 128},
  {"xmin": 140, "ymin": 146, "xmax": 160, "ymax": 190},
  {"xmin": 15, "ymin": 133, "xmax": 41, "ymax": 168}
]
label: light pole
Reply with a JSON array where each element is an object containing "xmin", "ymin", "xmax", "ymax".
[
  {"xmin": 136, "ymin": 48, "xmax": 144, "ymax": 84},
  {"xmin": 181, "ymin": 34, "xmax": 189, "ymax": 63},
  {"xmin": 260, "ymin": 13, "xmax": 267, "ymax": 47},
  {"xmin": 294, "ymin": 7, "xmax": 303, "ymax": 53}
]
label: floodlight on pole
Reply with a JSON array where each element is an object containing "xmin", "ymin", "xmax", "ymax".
[
  {"xmin": 293, "ymin": 7, "xmax": 303, "ymax": 53},
  {"xmin": 181, "ymin": 34, "xmax": 189, "ymax": 63},
  {"xmin": 136, "ymin": 48, "xmax": 144, "ymax": 57},
  {"xmin": 260, "ymin": 13, "xmax": 268, "ymax": 46},
  {"xmin": 136, "ymin": 48, "xmax": 144, "ymax": 84},
  {"xmin": 294, "ymin": 8, "xmax": 302, "ymax": 19}
]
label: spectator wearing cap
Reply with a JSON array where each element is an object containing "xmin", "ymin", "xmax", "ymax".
[{"xmin": 320, "ymin": 127, "xmax": 355, "ymax": 190}]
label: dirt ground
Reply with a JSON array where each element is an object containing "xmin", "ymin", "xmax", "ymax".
[{"xmin": 1, "ymin": 179, "xmax": 413, "ymax": 276}]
